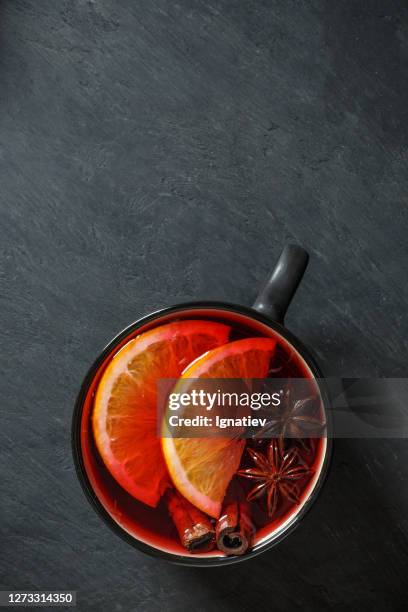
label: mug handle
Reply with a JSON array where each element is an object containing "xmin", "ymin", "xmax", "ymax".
[{"xmin": 252, "ymin": 245, "xmax": 309, "ymax": 324}]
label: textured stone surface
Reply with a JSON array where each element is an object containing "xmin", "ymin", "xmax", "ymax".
[{"xmin": 1, "ymin": 1, "xmax": 408, "ymax": 610}]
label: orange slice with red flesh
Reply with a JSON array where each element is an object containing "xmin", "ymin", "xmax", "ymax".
[
  {"xmin": 92, "ymin": 320, "xmax": 230, "ymax": 507},
  {"xmin": 162, "ymin": 337, "xmax": 276, "ymax": 518}
]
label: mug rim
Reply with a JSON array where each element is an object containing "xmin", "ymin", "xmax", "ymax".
[{"xmin": 72, "ymin": 301, "xmax": 333, "ymax": 567}]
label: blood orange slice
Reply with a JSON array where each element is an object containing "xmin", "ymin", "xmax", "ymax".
[
  {"xmin": 92, "ymin": 320, "xmax": 230, "ymax": 507},
  {"xmin": 162, "ymin": 337, "xmax": 276, "ymax": 518}
]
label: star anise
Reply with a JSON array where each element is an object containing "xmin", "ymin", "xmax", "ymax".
[
  {"xmin": 238, "ymin": 440, "xmax": 313, "ymax": 517},
  {"xmin": 254, "ymin": 388, "xmax": 326, "ymax": 452}
]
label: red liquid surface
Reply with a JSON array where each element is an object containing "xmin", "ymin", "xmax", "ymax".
[{"xmin": 79, "ymin": 308, "xmax": 326, "ymax": 557}]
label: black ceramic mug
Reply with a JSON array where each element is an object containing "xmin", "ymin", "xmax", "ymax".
[{"xmin": 72, "ymin": 245, "xmax": 331, "ymax": 566}]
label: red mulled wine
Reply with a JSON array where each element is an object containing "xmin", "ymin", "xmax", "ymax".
[{"xmin": 79, "ymin": 308, "xmax": 327, "ymax": 558}]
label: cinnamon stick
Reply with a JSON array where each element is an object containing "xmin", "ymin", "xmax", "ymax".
[
  {"xmin": 166, "ymin": 490, "xmax": 215, "ymax": 553},
  {"xmin": 216, "ymin": 499, "xmax": 255, "ymax": 556}
]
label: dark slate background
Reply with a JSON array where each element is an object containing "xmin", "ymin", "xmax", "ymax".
[{"xmin": 1, "ymin": 1, "xmax": 408, "ymax": 610}]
